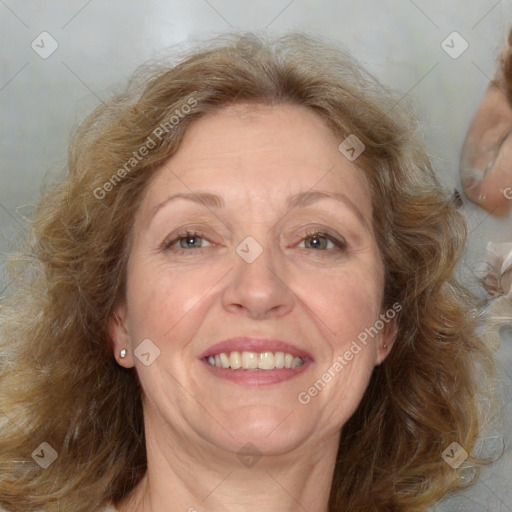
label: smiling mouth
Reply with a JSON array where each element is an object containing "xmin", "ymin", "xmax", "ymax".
[{"xmin": 206, "ymin": 350, "xmax": 304, "ymax": 370}]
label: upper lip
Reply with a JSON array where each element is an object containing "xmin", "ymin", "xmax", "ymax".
[{"xmin": 199, "ymin": 337, "xmax": 314, "ymax": 361}]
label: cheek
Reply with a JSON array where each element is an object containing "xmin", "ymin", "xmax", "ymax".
[
  {"xmin": 293, "ymin": 259, "xmax": 383, "ymax": 411},
  {"xmin": 324, "ymin": 355, "xmax": 376, "ymax": 428},
  {"xmin": 299, "ymin": 331, "xmax": 378, "ymax": 434},
  {"xmin": 124, "ymin": 257, "xmax": 219, "ymax": 340},
  {"xmin": 294, "ymin": 259, "xmax": 383, "ymax": 342}
]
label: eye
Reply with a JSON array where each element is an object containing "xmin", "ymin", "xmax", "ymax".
[
  {"xmin": 162, "ymin": 230, "xmax": 213, "ymax": 251},
  {"xmin": 298, "ymin": 231, "xmax": 347, "ymax": 252}
]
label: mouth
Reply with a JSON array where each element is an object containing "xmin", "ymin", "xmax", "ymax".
[{"xmin": 199, "ymin": 337, "xmax": 313, "ymax": 385}]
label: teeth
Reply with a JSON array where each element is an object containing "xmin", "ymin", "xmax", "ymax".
[
  {"xmin": 292, "ymin": 357, "xmax": 302, "ymax": 368},
  {"xmin": 258, "ymin": 351, "xmax": 275, "ymax": 369},
  {"xmin": 229, "ymin": 351, "xmax": 242, "ymax": 369},
  {"xmin": 220, "ymin": 352, "xmax": 229, "ymax": 367},
  {"xmin": 241, "ymin": 351, "xmax": 259, "ymax": 369},
  {"xmin": 207, "ymin": 351, "xmax": 304, "ymax": 370}
]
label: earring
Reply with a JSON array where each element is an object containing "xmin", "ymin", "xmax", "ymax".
[
  {"xmin": 383, "ymin": 343, "xmax": 387, "ymax": 349},
  {"xmin": 120, "ymin": 348, "xmax": 127, "ymax": 358}
]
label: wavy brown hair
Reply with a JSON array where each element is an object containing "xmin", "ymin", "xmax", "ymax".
[{"xmin": 0, "ymin": 32, "xmax": 497, "ymax": 511}]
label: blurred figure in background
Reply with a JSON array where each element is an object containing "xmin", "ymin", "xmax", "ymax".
[{"xmin": 461, "ymin": 28, "xmax": 512, "ymax": 218}]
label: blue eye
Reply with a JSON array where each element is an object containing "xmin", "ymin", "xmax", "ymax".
[
  {"xmin": 299, "ymin": 232, "xmax": 346, "ymax": 251},
  {"xmin": 163, "ymin": 231, "xmax": 212, "ymax": 251}
]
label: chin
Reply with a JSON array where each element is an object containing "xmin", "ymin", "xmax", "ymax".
[{"xmin": 201, "ymin": 405, "xmax": 315, "ymax": 456}]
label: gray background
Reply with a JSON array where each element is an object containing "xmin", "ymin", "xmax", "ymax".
[{"xmin": 1, "ymin": 1, "xmax": 511, "ymax": 510}]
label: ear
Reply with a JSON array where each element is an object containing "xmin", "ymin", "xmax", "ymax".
[
  {"xmin": 108, "ymin": 301, "xmax": 135, "ymax": 368},
  {"xmin": 375, "ymin": 317, "xmax": 398, "ymax": 366}
]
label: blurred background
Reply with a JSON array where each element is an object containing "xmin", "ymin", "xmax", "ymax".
[{"xmin": 1, "ymin": 1, "xmax": 511, "ymax": 510}]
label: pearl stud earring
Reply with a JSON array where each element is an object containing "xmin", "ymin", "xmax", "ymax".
[{"xmin": 120, "ymin": 348, "xmax": 127, "ymax": 358}]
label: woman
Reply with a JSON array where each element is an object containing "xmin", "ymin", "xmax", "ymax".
[{"xmin": 0, "ymin": 33, "xmax": 496, "ymax": 511}]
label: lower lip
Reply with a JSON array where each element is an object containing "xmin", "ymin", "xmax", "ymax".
[{"xmin": 201, "ymin": 359, "xmax": 312, "ymax": 385}]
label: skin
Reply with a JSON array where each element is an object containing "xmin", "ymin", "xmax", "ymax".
[
  {"xmin": 109, "ymin": 103, "xmax": 396, "ymax": 512},
  {"xmin": 461, "ymin": 83, "xmax": 512, "ymax": 217}
]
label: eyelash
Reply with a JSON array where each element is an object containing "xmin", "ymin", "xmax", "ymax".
[
  {"xmin": 300, "ymin": 229, "xmax": 347, "ymax": 253},
  {"xmin": 161, "ymin": 229, "xmax": 347, "ymax": 254},
  {"xmin": 161, "ymin": 229, "xmax": 210, "ymax": 252}
]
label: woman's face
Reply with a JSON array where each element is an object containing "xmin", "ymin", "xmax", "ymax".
[{"xmin": 111, "ymin": 103, "xmax": 394, "ymax": 458}]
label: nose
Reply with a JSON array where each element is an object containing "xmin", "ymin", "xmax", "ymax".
[{"xmin": 222, "ymin": 240, "xmax": 295, "ymax": 320}]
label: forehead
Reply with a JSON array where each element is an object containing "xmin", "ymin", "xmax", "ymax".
[{"xmin": 140, "ymin": 102, "xmax": 373, "ymax": 220}]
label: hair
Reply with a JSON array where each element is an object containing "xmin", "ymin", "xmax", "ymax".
[{"xmin": 0, "ymin": 32, "xmax": 497, "ymax": 511}]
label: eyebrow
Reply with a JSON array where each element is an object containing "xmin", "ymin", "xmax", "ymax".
[{"xmin": 151, "ymin": 190, "xmax": 369, "ymax": 229}]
